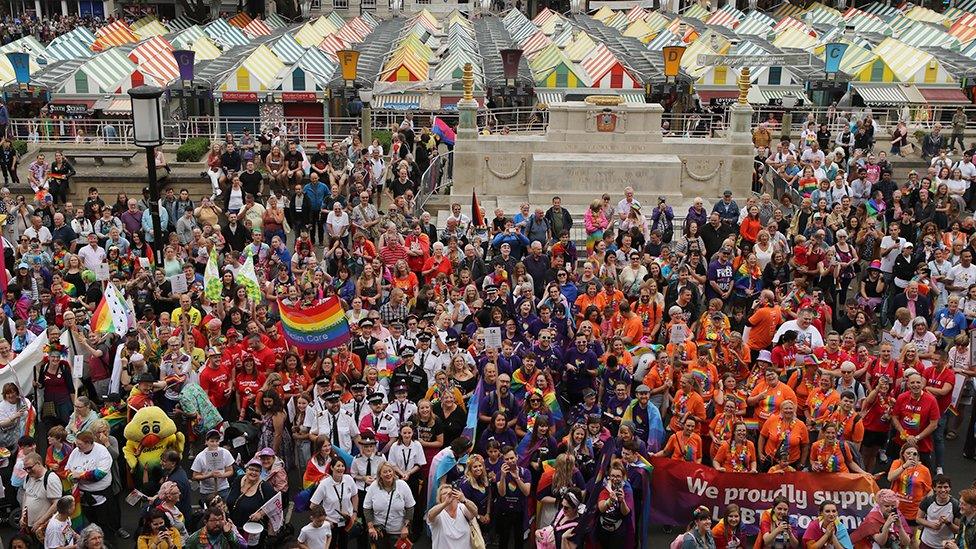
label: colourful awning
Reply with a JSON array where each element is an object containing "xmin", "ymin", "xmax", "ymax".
[
  {"xmin": 128, "ymin": 35, "xmax": 179, "ymax": 85},
  {"xmin": 918, "ymin": 87, "xmax": 970, "ymax": 104}
]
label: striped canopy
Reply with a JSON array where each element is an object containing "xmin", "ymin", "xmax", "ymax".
[{"xmin": 128, "ymin": 35, "xmax": 179, "ymax": 85}]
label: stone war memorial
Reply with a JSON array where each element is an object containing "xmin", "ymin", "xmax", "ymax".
[{"xmin": 451, "ymin": 65, "xmax": 759, "ymax": 211}]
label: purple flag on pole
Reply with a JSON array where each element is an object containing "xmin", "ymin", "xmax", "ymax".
[{"xmin": 172, "ymin": 50, "xmax": 195, "ymax": 82}]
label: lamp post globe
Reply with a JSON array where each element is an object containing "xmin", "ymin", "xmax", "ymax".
[{"xmin": 128, "ymin": 85, "xmax": 165, "ymax": 258}]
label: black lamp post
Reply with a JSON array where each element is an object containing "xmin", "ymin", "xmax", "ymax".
[{"xmin": 128, "ymin": 85, "xmax": 165, "ymax": 260}]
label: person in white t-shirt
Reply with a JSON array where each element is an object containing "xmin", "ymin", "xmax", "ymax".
[
  {"xmin": 21, "ymin": 451, "xmax": 63, "ymax": 534},
  {"xmin": 879, "ymin": 224, "xmax": 906, "ymax": 276},
  {"xmin": 297, "ymin": 505, "xmax": 332, "ymax": 549},
  {"xmin": 310, "ymin": 458, "xmax": 358, "ymax": 548},
  {"xmin": 44, "ymin": 496, "xmax": 77, "ymax": 549},
  {"xmin": 191, "ymin": 430, "xmax": 236, "ymax": 501},
  {"xmin": 364, "ymin": 462, "xmax": 417, "ymax": 542},
  {"xmin": 948, "ymin": 250, "xmax": 976, "ymax": 298},
  {"xmin": 66, "ymin": 433, "xmax": 114, "ymax": 531}
]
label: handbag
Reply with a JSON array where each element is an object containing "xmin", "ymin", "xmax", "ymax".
[{"xmin": 469, "ymin": 516, "xmax": 486, "ymax": 549}]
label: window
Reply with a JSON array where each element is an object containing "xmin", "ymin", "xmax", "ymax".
[
  {"xmin": 333, "ymin": 0, "xmax": 348, "ymax": 8},
  {"xmin": 767, "ymin": 66, "xmax": 781, "ymax": 86},
  {"xmin": 293, "ymin": 68, "xmax": 306, "ymax": 91},
  {"xmin": 74, "ymin": 71, "xmax": 88, "ymax": 94},
  {"xmin": 870, "ymin": 59, "xmax": 884, "ymax": 82},
  {"xmin": 311, "ymin": 0, "xmax": 321, "ymax": 8},
  {"xmin": 361, "ymin": 0, "xmax": 375, "ymax": 9},
  {"xmin": 924, "ymin": 61, "xmax": 938, "ymax": 84},
  {"xmin": 236, "ymin": 67, "xmax": 250, "ymax": 91},
  {"xmin": 416, "ymin": 0, "xmax": 431, "ymax": 4}
]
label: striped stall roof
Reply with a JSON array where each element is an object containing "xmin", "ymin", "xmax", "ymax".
[
  {"xmin": 0, "ymin": 35, "xmax": 47, "ymax": 57},
  {"xmin": 580, "ymin": 43, "xmax": 639, "ymax": 87},
  {"xmin": 528, "ymin": 44, "xmax": 589, "ymax": 87},
  {"xmin": 534, "ymin": 90, "xmax": 564, "ymax": 105},
  {"xmin": 774, "ymin": 15, "xmax": 817, "ymax": 36},
  {"xmin": 563, "ymin": 32, "xmax": 596, "ymax": 63},
  {"xmin": 522, "ymin": 31, "xmax": 555, "ymax": 57},
  {"xmin": 772, "ymin": 2, "xmax": 807, "ymax": 19},
  {"xmin": 683, "ymin": 4, "xmax": 710, "ymax": 21},
  {"xmin": 874, "ymin": 37, "xmax": 943, "ymax": 82},
  {"xmin": 77, "ymin": 48, "xmax": 135, "ymax": 93},
  {"xmin": 382, "ymin": 50, "xmax": 428, "ymax": 82},
  {"xmin": 860, "ymin": 2, "xmax": 902, "ymax": 19},
  {"xmin": 897, "ymin": 22, "xmax": 960, "ymax": 49},
  {"xmin": 128, "ymin": 35, "xmax": 179, "ymax": 85},
  {"xmin": 604, "ymin": 12, "xmax": 632, "ymax": 30},
  {"xmin": 298, "ymin": 48, "xmax": 337, "ymax": 81},
  {"xmin": 45, "ymin": 36, "xmax": 93, "ymax": 60},
  {"xmin": 552, "ymin": 25, "xmax": 576, "ymax": 47},
  {"xmin": 221, "ymin": 44, "xmax": 284, "ymax": 91},
  {"xmin": 93, "ymin": 20, "xmax": 139, "ymax": 51},
  {"xmin": 887, "ymin": 14, "xmax": 918, "ymax": 34},
  {"xmin": 272, "ymin": 34, "xmax": 305, "ymax": 64},
  {"xmin": 172, "ymin": 25, "xmax": 205, "ymax": 49},
  {"xmin": 960, "ymin": 37, "xmax": 976, "ymax": 58},
  {"xmin": 131, "ymin": 17, "xmax": 169, "ymax": 39},
  {"xmin": 335, "ymin": 22, "xmax": 367, "ymax": 44},
  {"xmin": 804, "ymin": 7, "xmax": 843, "ymax": 27},
  {"xmin": 433, "ymin": 50, "xmax": 485, "ymax": 87},
  {"xmin": 644, "ymin": 11, "xmax": 673, "ymax": 33},
  {"xmin": 265, "ymin": 13, "xmax": 288, "ymax": 29},
  {"xmin": 310, "ymin": 15, "xmax": 339, "ymax": 37},
  {"xmin": 816, "ymin": 40, "xmax": 880, "ymax": 79},
  {"xmin": 950, "ymin": 20, "xmax": 976, "ymax": 44},
  {"xmin": 681, "ymin": 30, "xmax": 729, "ymax": 77},
  {"xmin": 243, "ymin": 19, "xmax": 273, "ymax": 38},
  {"xmin": 326, "ymin": 12, "xmax": 347, "ymax": 29},
  {"xmin": 903, "ymin": 5, "xmax": 949, "ymax": 25},
  {"xmin": 318, "ymin": 34, "xmax": 348, "ymax": 55},
  {"xmin": 622, "ymin": 19, "xmax": 656, "ymax": 42},
  {"xmin": 205, "ymin": 19, "xmax": 249, "ymax": 47},
  {"xmin": 852, "ymin": 82, "xmax": 922, "ymax": 105},
  {"xmin": 646, "ymin": 28, "xmax": 683, "ymax": 50},
  {"xmin": 706, "ymin": 5, "xmax": 745, "ymax": 28},
  {"xmin": 746, "ymin": 84, "xmax": 808, "ymax": 104},
  {"xmin": 294, "ymin": 22, "xmax": 325, "ymax": 47},
  {"xmin": 953, "ymin": 12, "xmax": 976, "ymax": 28},
  {"xmin": 626, "ymin": 6, "xmax": 648, "ymax": 21},
  {"xmin": 191, "ymin": 36, "xmax": 222, "ymax": 61},
  {"xmin": 942, "ymin": 7, "xmax": 971, "ymax": 22},
  {"xmin": 735, "ymin": 11, "xmax": 776, "ymax": 35},
  {"xmin": 592, "ymin": 6, "xmax": 616, "ymax": 22},
  {"xmin": 166, "ymin": 16, "xmax": 195, "ymax": 32},
  {"xmin": 844, "ymin": 12, "xmax": 893, "ymax": 35},
  {"xmin": 771, "ymin": 26, "xmax": 819, "ymax": 50},
  {"xmin": 956, "ymin": 0, "xmax": 976, "ymax": 12},
  {"xmin": 359, "ymin": 11, "xmax": 379, "ymax": 28},
  {"xmin": 228, "ymin": 13, "xmax": 253, "ymax": 29},
  {"xmin": 533, "ymin": 8, "xmax": 560, "ymax": 26}
]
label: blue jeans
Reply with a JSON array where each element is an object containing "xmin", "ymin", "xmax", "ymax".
[{"xmin": 934, "ymin": 409, "xmax": 950, "ymax": 470}]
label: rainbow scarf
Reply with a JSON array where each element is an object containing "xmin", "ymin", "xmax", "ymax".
[
  {"xmin": 621, "ymin": 399, "xmax": 665, "ymax": 452},
  {"xmin": 278, "ymin": 297, "xmax": 351, "ymax": 351},
  {"xmin": 510, "ymin": 368, "xmax": 537, "ymax": 400},
  {"xmin": 543, "ymin": 389, "xmax": 564, "ymax": 435},
  {"xmin": 99, "ymin": 403, "xmax": 126, "ymax": 430}
]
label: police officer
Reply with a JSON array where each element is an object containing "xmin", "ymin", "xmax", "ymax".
[
  {"xmin": 342, "ymin": 381, "xmax": 370, "ymax": 426},
  {"xmin": 414, "ymin": 332, "xmax": 447, "ymax": 385},
  {"xmin": 350, "ymin": 319, "xmax": 378, "ymax": 365},
  {"xmin": 391, "ymin": 345, "xmax": 427, "ymax": 402},
  {"xmin": 358, "ymin": 392, "xmax": 398, "ymax": 447},
  {"xmin": 387, "ymin": 384, "xmax": 419, "ymax": 427},
  {"xmin": 306, "ymin": 389, "xmax": 360, "ymax": 454},
  {"xmin": 384, "ymin": 321, "xmax": 409, "ymax": 357}
]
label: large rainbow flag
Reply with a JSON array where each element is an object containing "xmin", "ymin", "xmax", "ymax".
[
  {"xmin": 277, "ymin": 296, "xmax": 351, "ymax": 350},
  {"xmin": 90, "ymin": 282, "xmax": 132, "ymax": 336}
]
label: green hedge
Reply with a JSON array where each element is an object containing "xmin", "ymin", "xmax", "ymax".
[
  {"xmin": 372, "ymin": 130, "xmax": 392, "ymax": 152},
  {"xmin": 12, "ymin": 140, "xmax": 27, "ymax": 157},
  {"xmin": 176, "ymin": 137, "xmax": 210, "ymax": 162}
]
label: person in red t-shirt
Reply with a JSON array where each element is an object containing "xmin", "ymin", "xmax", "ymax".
[
  {"xmin": 923, "ymin": 355, "xmax": 955, "ymax": 473},
  {"xmin": 235, "ymin": 354, "xmax": 266, "ymax": 417},
  {"xmin": 866, "ymin": 342, "xmax": 900, "ymax": 388},
  {"xmin": 199, "ymin": 349, "xmax": 233, "ymax": 416},
  {"xmin": 813, "ymin": 331, "xmax": 852, "ymax": 376},
  {"xmin": 890, "ymin": 372, "xmax": 941, "ymax": 466},
  {"xmin": 247, "ymin": 333, "xmax": 277, "ymax": 374}
]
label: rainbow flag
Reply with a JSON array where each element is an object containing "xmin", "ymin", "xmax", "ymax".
[
  {"xmin": 462, "ymin": 378, "xmax": 484, "ymax": 442},
  {"xmin": 90, "ymin": 282, "xmax": 131, "ymax": 336},
  {"xmin": 621, "ymin": 399, "xmax": 665, "ymax": 452},
  {"xmin": 543, "ymin": 389, "xmax": 564, "ymax": 435},
  {"xmin": 277, "ymin": 297, "xmax": 351, "ymax": 351}
]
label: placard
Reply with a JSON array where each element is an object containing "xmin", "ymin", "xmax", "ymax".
[
  {"xmin": 169, "ymin": 273, "xmax": 188, "ymax": 295},
  {"xmin": 484, "ymin": 327, "xmax": 503, "ymax": 349},
  {"xmin": 138, "ymin": 257, "xmax": 150, "ymax": 269},
  {"xmin": 72, "ymin": 355, "xmax": 85, "ymax": 378},
  {"xmin": 125, "ymin": 489, "xmax": 147, "ymax": 506},
  {"xmin": 669, "ymin": 323, "xmax": 688, "ymax": 344},
  {"xmin": 93, "ymin": 263, "xmax": 110, "ymax": 281}
]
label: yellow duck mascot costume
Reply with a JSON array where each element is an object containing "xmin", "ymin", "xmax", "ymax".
[{"xmin": 122, "ymin": 406, "xmax": 185, "ymax": 487}]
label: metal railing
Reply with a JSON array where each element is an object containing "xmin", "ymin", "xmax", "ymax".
[
  {"xmin": 748, "ymin": 105, "xmax": 976, "ymax": 135},
  {"xmin": 479, "ymin": 108, "xmax": 548, "ymax": 135},
  {"xmin": 415, "ymin": 149, "xmax": 454, "ymax": 216}
]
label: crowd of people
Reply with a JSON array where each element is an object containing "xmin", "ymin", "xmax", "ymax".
[{"xmin": 0, "ymin": 105, "xmax": 971, "ymax": 549}]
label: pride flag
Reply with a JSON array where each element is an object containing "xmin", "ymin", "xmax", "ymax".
[
  {"xmin": 462, "ymin": 378, "xmax": 484, "ymax": 442},
  {"xmin": 204, "ymin": 247, "xmax": 222, "ymax": 303},
  {"xmin": 277, "ymin": 297, "xmax": 351, "ymax": 351},
  {"xmin": 432, "ymin": 117, "xmax": 456, "ymax": 146},
  {"xmin": 90, "ymin": 282, "xmax": 131, "ymax": 336}
]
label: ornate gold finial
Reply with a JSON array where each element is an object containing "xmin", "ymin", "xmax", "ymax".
[
  {"xmin": 462, "ymin": 63, "xmax": 474, "ymax": 101},
  {"xmin": 737, "ymin": 67, "xmax": 750, "ymax": 105}
]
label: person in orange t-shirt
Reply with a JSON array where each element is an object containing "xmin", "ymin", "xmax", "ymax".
[
  {"xmin": 642, "ymin": 353, "xmax": 674, "ymax": 407},
  {"xmin": 805, "ymin": 374, "xmax": 840, "ymax": 433},
  {"xmin": 887, "ymin": 444, "xmax": 932, "ymax": 522},
  {"xmin": 828, "ymin": 391, "xmax": 865, "ymax": 447},
  {"xmin": 669, "ymin": 373, "xmax": 707, "ymax": 433},
  {"xmin": 712, "ymin": 422, "xmax": 757, "ymax": 472},
  {"xmin": 759, "ymin": 400, "xmax": 809, "ymax": 467},
  {"xmin": 574, "ymin": 282, "xmax": 601, "ymax": 324},
  {"xmin": 748, "ymin": 367, "xmax": 798, "ymax": 422},
  {"xmin": 787, "ymin": 356, "xmax": 820, "ymax": 410},
  {"xmin": 655, "ymin": 416, "xmax": 703, "ymax": 463},
  {"xmin": 746, "ymin": 290, "xmax": 782, "ymax": 356},
  {"xmin": 808, "ymin": 421, "xmax": 866, "ymax": 474},
  {"xmin": 601, "ymin": 337, "xmax": 634, "ymax": 373},
  {"xmin": 615, "ymin": 301, "xmax": 644, "ymax": 347},
  {"xmin": 689, "ymin": 349, "xmax": 720, "ymax": 401},
  {"xmin": 709, "ymin": 400, "xmax": 744, "ymax": 459},
  {"xmin": 665, "ymin": 309, "xmax": 697, "ymax": 371}
]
